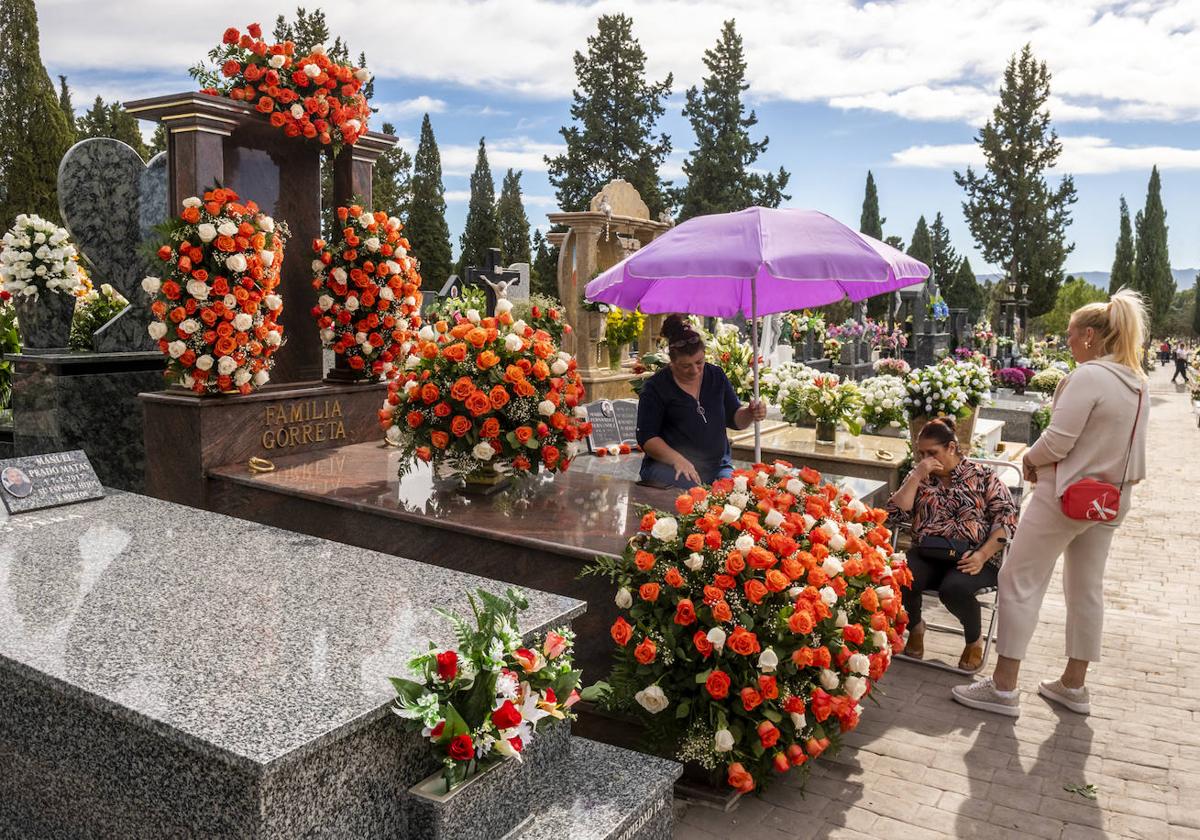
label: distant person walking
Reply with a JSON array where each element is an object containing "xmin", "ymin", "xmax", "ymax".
[
  {"xmin": 1171, "ymin": 344, "xmax": 1190, "ymax": 383},
  {"xmin": 1159, "ymin": 339, "xmax": 1171, "ymax": 366},
  {"xmin": 951, "ymin": 289, "xmax": 1149, "ymax": 717}
]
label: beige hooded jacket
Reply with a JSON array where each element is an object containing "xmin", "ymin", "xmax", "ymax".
[{"xmin": 1024, "ymin": 357, "xmax": 1149, "ymax": 499}]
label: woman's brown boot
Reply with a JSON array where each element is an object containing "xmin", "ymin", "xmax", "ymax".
[{"xmin": 904, "ymin": 622, "xmax": 925, "ymax": 659}]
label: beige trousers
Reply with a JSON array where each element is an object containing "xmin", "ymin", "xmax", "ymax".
[{"xmin": 996, "ymin": 475, "xmax": 1128, "ymax": 662}]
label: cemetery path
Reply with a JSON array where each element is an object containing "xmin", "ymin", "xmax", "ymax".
[{"xmin": 675, "ymin": 362, "xmax": 1200, "ymax": 840}]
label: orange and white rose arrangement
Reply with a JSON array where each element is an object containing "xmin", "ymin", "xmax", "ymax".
[
  {"xmin": 584, "ymin": 463, "xmax": 912, "ymax": 793},
  {"xmin": 143, "ymin": 187, "xmax": 288, "ymax": 394},
  {"xmin": 311, "ymin": 205, "xmax": 423, "ymax": 380}
]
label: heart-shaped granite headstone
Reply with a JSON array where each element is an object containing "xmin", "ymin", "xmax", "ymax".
[{"xmin": 58, "ymin": 138, "xmax": 168, "ymax": 352}]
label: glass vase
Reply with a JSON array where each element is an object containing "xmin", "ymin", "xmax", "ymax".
[
  {"xmin": 815, "ymin": 419, "xmax": 837, "ymax": 445},
  {"xmin": 606, "ymin": 342, "xmax": 623, "ymax": 371}
]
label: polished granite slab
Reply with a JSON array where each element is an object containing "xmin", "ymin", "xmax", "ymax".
[
  {"xmin": 730, "ymin": 424, "xmax": 908, "ymax": 491},
  {"xmin": 0, "ymin": 491, "xmax": 584, "ymax": 837}
]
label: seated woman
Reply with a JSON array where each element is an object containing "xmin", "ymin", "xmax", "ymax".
[
  {"xmin": 887, "ymin": 417, "xmax": 1018, "ymax": 671},
  {"xmin": 635, "ymin": 314, "xmax": 766, "ymax": 489}
]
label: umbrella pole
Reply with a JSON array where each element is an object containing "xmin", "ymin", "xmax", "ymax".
[{"xmin": 751, "ymin": 278, "xmax": 761, "ymax": 464}]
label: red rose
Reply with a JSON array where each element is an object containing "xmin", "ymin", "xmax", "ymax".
[
  {"xmin": 772, "ymin": 752, "xmax": 791, "ymax": 773},
  {"xmin": 842, "ymin": 624, "xmax": 866, "ymax": 646},
  {"xmin": 757, "ymin": 720, "xmax": 781, "ymax": 748},
  {"xmin": 610, "ymin": 617, "xmax": 633, "ymax": 647},
  {"xmin": 705, "ymin": 670, "xmax": 731, "ymax": 700},
  {"xmin": 758, "ymin": 675, "xmax": 779, "ymax": 700},
  {"xmin": 673, "ymin": 599, "xmax": 697, "ymax": 626},
  {"xmin": 435, "ymin": 650, "xmax": 458, "ymax": 682},
  {"xmin": 741, "ymin": 687, "xmax": 763, "ymax": 711},
  {"xmin": 222, "ymin": 27, "xmax": 240, "ymax": 44},
  {"xmin": 810, "ymin": 688, "xmax": 834, "ymax": 722},
  {"xmin": 693, "ymin": 630, "xmax": 713, "ymax": 658},
  {"xmin": 491, "ymin": 699, "xmax": 522, "ymax": 730},
  {"xmin": 634, "ymin": 637, "xmax": 657, "ymax": 665},
  {"xmin": 447, "ymin": 734, "xmax": 473, "ymax": 761}
]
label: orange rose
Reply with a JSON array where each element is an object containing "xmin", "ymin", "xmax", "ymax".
[
  {"xmin": 430, "ymin": 431, "xmax": 449, "ymax": 449},
  {"xmin": 489, "ymin": 385, "xmax": 510, "ymax": 409},
  {"xmin": 664, "ymin": 568, "xmax": 684, "ymax": 588},
  {"xmin": 466, "ymin": 327, "xmax": 488, "ymax": 348},
  {"xmin": 466, "ymin": 391, "xmax": 492, "ymax": 417},
  {"xmin": 727, "ymin": 627, "xmax": 761, "ymax": 656},
  {"xmin": 514, "ymin": 425, "xmax": 533, "ymax": 443},
  {"xmin": 740, "ymin": 687, "xmax": 763, "ymax": 711},
  {"xmin": 684, "ymin": 533, "xmax": 705, "ymax": 552},
  {"xmin": 634, "ymin": 550, "xmax": 655, "ymax": 572},
  {"xmin": 705, "ymin": 669, "xmax": 731, "ymax": 699},
  {"xmin": 673, "ymin": 598, "xmax": 696, "ymax": 625},
  {"xmin": 743, "ymin": 579, "xmax": 768, "ymax": 605},
  {"xmin": 788, "ymin": 609, "xmax": 815, "ymax": 635},
  {"xmin": 610, "ymin": 617, "xmax": 633, "ymax": 647},
  {"xmin": 725, "ymin": 552, "xmax": 745, "ymax": 575},
  {"xmin": 765, "ymin": 569, "xmax": 790, "ymax": 592},
  {"xmin": 727, "ymin": 763, "xmax": 755, "ymax": 794},
  {"xmin": 443, "ymin": 343, "xmax": 468, "ymax": 362},
  {"xmin": 450, "ymin": 376, "xmax": 474, "ymax": 402},
  {"xmin": 405, "ymin": 411, "xmax": 424, "ymax": 429},
  {"xmin": 712, "ymin": 600, "xmax": 733, "ymax": 622},
  {"xmin": 450, "ymin": 416, "xmax": 472, "ymax": 438},
  {"xmin": 476, "ymin": 350, "xmax": 500, "ymax": 369},
  {"xmin": 480, "ymin": 418, "xmax": 501, "ymax": 439},
  {"xmin": 634, "ymin": 637, "xmax": 657, "ymax": 665},
  {"xmin": 675, "ymin": 495, "xmax": 694, "ymax": 515},
  {"xmin": 639, "ymin": 582, "xmax": 660, "ymax": 602},
  {"xmin": 420, "ymin": 383, "xmax": 440, "ymax": 404}
]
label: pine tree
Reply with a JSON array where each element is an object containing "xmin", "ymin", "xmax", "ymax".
[
  {"xmin": 148, "ymin": 124, "xmax": 168, "ymax": 157},
  {"xmin": 75, "ymin": 96, "xmax": 150, "ymax": 159},
  {"xmin": 954, "ymin": 45, "xmax": 1077, "ymax": 317},
  {"xmin": 57, "ymin": 75, "xmax": 76, "ymax": 143},
  {"xmin": 674, "ymin": 20, "xmax": 789, "ymax": 221},
  {"xmin": 458, "ymin": 138, "xmax": 499, "ymax": 275},
  {"xmin": 371, "ymin": 121, "xmax": 412, "ymax": 222},
  {"xmin": 406, "ymin": 113, "xmax": 452, "ymax": 290},
  {"xmin": 495, "ymin": 169, "xmax": 531, "ymax": 267},
  {"xmin": 884, "ymin": 235, "xmax": 905, "ymax": 251},
  {"xmin": 530, "ymin": 229, "xmax": 559, "ymax": 299},
  {"xmin": 1133, "ymin": 166, "xmax": 1174, "ymax": 332},
  {"xmin": 546, "ymin": 14, "xmax": 673, "ymax": 216},
  {"xmin": 928, "ymin": 212, "xmax": 959, "ymax": 291},
  {"xmin": 0, "ymin": 0, "xmax": 74, "ymax": 227},
  {"xmin": 1109, "ymin": 196, "xmax": 1135, "ymax": 294},
  {"xmin": 947, "ymin": 256, "xmax": 986, "ymax": 319},
  {"xmin": 907, "ymin": 216, "xmax": 933, "ymax": 269},
  {"xmin": 859, "ymin": 171, "xmax": 884, "ymax": 240}
]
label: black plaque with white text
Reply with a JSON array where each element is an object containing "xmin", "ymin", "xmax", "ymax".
[{"xmin": 0, "ymin": 450, "xmax": 105, "ymax": 514}]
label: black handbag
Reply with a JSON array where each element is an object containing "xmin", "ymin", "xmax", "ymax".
[{"xmin": 915, "ymin": 535, "xmax": 976, "ymax": 562}]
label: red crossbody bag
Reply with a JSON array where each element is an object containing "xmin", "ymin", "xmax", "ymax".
[{"xmin": 1059, "ymin": 371, "xmax": 1143, "ymax": 522}]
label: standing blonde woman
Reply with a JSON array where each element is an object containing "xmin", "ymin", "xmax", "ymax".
[{"xmin": 952, "ymin": 289, "xmax": 1149, "ymax": 717}]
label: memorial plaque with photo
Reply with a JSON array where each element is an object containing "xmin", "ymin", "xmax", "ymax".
[
  {"xmin": 0, "ymin": 450, "xmax": 105, "ymax": 514},
  {"xmin": 584, "ymin": 400, "xmax": 623, "ymax": 452}
]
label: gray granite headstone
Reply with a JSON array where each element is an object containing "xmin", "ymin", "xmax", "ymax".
[
  {"xmin": 57, "ymin": 139, "xmax": 167, "ymax": 352},
  {"xmin": 0, "ymin": 450, "xmax": 104, "ymax": 514},
  {"xmin": 505, "ymin": 263, "xmax": 530, "ymax": 303}
]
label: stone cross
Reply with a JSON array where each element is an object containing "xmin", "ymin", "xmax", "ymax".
[{"xmin": 466, "ymin": 248, "xmax": 522, "ymax": 317}]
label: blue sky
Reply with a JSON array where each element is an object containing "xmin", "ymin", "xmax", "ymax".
[{"xmin": 38, "ymin": 0, "xmax": 1200, "ymax": 276}]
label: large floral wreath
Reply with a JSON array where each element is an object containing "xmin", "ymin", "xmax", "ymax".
[
  {"xmin": 143, "ymin": 188, "xmax": 288, "ymax": 394},
  {"xmin": 381, "ymin": 303, "xmax": 591, "ymax": 476},
  {"xmin": 585, "ymin": 462, "xmax": 912, "ymax": 794},
  {"xmin": 192, "ymin": 23, "xmax": 371, "ymax": 147},
  {"xmin": 311, "ymin": 205, "xmax": 423, "ymax": 379}
]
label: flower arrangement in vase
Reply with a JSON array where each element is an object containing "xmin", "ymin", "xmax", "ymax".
[
  {"xmin": 783, "ymin": 310, "xmax": 825, "ymax": 342},
  {"xmin": 381, "ymin": 301, "xmax": 591, "ymax": 481},
  {"xmin": 858, "ymin": 375, "xmax": 907, "ymax": 433},
  {"xmin": 143, "ymin": 188, "xmax": 288, "ymax": 394},
  {"xmin": 0, "ymin": 214, "xmax": 87, "ymax": 349},
  {"xmin": 390, "ymin": 587, "xmax": 581, "ymax": 792},
  {"xmin": 872, "ymin": 357, "xmax": 910, "ymax": 377},
  {"xmin": 191, "ymin": 23, "xmax": 371, "ymax": 147},
  {"xmin": 1028, "ymin": 367, "xmax": 1066, "ymax": 395},
  {"xmin": 582, "ymin": 462, "xmax": 912, "ymax": 794},
  {"xmin": 903, "ymin": 359, "xmax": 992, "ymax": 449},
  {"xmin": 781, "ymin": 375, "xmax": 863, "ymax": 443},
  {"xmin": 927, "ymin": 294, "xmax": 950, "ymax": 323},
  {"xmin": 994, "ymin": 367, "xmax": 1028, "ymax": 393},
  {"xmin": 758, "ymin": 361, "xmax": 817, "ymax": 406},
  {"xmin": 706, "ymin": 321, "xmax": 758, "ymax": 401},
  {"xmin": 311, "ymin": 205, "xmax": 423, "ymax": 380},
  {"xmin": 822, "ymin": 337, "xmax": 842, "ymax": 363},
  {"xmin": 601, "ymin": 306, "xmax": 645, "ymax": 370}
]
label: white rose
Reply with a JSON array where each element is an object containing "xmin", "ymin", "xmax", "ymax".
[
  {"xmin": 331, "ymin": 267, "xmax": 347, "ymax": 284},
  {"xmin": 232, "ymin": 313, "xmax": 253, "ymax": 332},
  {"xmin": 706, "ymin": 627, "xmax": 727, "ymax": 652},
  {"xmin": 270, "ymin": 54, "xmax": 288, "ymax": 69},
  {"xmin": 258, "ymin": 215, "xmax": 275, "ymax": 233},
  {"xmin": 265, "ymin": 330, "xmax": 281, "ymax": 346},
  {"xmin": 828, "ymin": 533, "xmax": 847, "ymax": 553},
  {"xmin": 472, "ymin": 443, "xmax": 495, "ymax": 461},
  {"xmin": 196, "ymin": 223, "xmax": 217, "ymax": 243},
  {"xmin": 466, "ymin": 309, "xmax": 481, "ymax": 325},
  {"xmin": 147, "ymin": 322, "xmax": 167, "ymax": 340},
  {"xmin": 179, "ymin": 319, "xmax": 200, "ymax": 335},
  {"xmin": 551, "ymin": 359, "xmax": 568, "ymax": 376},
  {"xmin": 846, "ymin": 522, "xmax": 865, "ymax": 538},
  {"xmin": 685, "ymin": 553, "xmax": 705, "ymax": 572},
  {"xmin": 511, "ymin": 319, "xmax": 528, "ymax": 333},
  {"xmin": 303, "ymin": 62, "xmax": 321, "ymax": 78},
  {"xmin": 615, "ymin": 588, "xmax": 633, "ymax": 609},
  {"xmin": 728, "ymin": 492, "xmax": 750, "ymax": 510},
  {"xmin": 234, "ymin": 369, "xmax": 251, "ymax": 386},
  {"xmin": 402, "ymin": 380, "xmax": 418, "ymax": 394},
  {"xmin": 875, "ymin": 585, "xmax": 895, "ymax": 604},
  {"xmin": 786, "ymin": 478, "xmax": 804, "ymax": 495},
  {"xmin": 719, "ymin": 504, "xmax": 741, "ymax": 524},
  {"xmin": 788, "ymin": 586, "xmax": 803, "ymax": 599},
  {"xmin": 820, "ymin": 519, "xmax": 840, "ymax": 537},
  {"xmin": 418, "ymin": 325, "xmax": 436, "ymax": 342},
  {"xmin": 345, "ymin": 296, "xmax": 359, "ymax": 311},
  {"xmin": 179, "ymin": 373, "xmax": 194, "ymax": 389},
  {"xmin": 764, "ymin": 509, "xmax": 785, "ymax": 529},
  {"xmin": 819, "ymin": 669, "xmax": 840, "ymax": 690},
  {"xmin": 195, "ymin": 355, "xmax": 214, "ymax": 371},
  {"xmin": 821, "ymin": 556, "xmax": 843, "ymax": 577},
  {"xmin": 167, "ymin": 341, "xmax": 186, "ymax": 359},
  {"xmin": 354, "ymin": 67, "xmax": 371, "ymax": 82},
  {"xmin": 758, "ymin": 649, "xmax": 779, "ymax": 672},
  {"xmin": 714, "ymin": 729, "xmax": 735, "ymax": 752},
  {"xmin": 634, "ymin": 685, "xmax": 669, "ymax": 715},
  {"xmin": 733, "ymin": 475, "xmax": 748, "ymax": 493},
  {"xmin": 186, "ymin": 280, "xmax": 209, "ymax": 300},
  {"xmin": 317, "ymin": 294, "xmax": 334, "ymax": 312},
  {"xmin": 217, "ymin": 221, "xmax": 237, "ymax": 238},
  {"xmin": 834, "ymin": 609, "xmax": 848, "ymax": 628},
  {"xmin": 141, "ymin": 276, "xmax": 161, "ymax": 295},
  {"xmin": 504, "ymin": 334, "xmax": 523, "ymax": 352},
  {"xmin": 607, "ymin": 445, "xmax": 621, "ymax": 456},
  {"xmin": 872, "ymin": 630, "xmax": 890, "ymax": 651},
  {"xmin": 820, "ymin": 586, "xmax": 838, "ymax": 607},
  {"xmin": 253, "ymin": 370, "xmax": 270, "ymax": 386},
  {"xmin": 790, "ymin": 710, "xmax": 807, "ymax": 731},
  {"xmin": 385, "ymin": 425, "xmax": 402, "ymax": 444},
  {"xmin": 650, "ymin": 517, "xmax": 678, "ymax": 542},
  {"xmin": 844, "ymin": 675, "xmax": 868, "ymax": 702},
  {"xmin": 181, "ymin": 197, "xmax": 202, "ymax": 209},
  {"xmin": 290, "ymin": 103, "xmax": 304, "ymax": 120},
  {"xmin": 264, "ymin": 294, "xmax": 282, "ymax": 311},
  {"xmin": 754, "ymin": 471, "xmax": 768, "ymax": 488},
  {"xmin": 735, "ymin": 533, "xmax": 755, "ymax": 554},
  {"xmin": 495, "ymin": 298, "xmax": 513, "ymax": 316},
  {"xmin": 380, "ymin": 286, "xmax": 395, "ymax": 301},
  {"xmin": 365, "ymin": 237, "xmax": 380, "ymax": 252},
  {"xmin": 537, "ymin": 400, "xmax": 556, "ymax": 417},
  {"xmin": 225, "ymin": 253, "xmax": 247, "ymax": 273},
  {"xmin": 224, "ymin": 294, "xmax": 237, "ymax": 308},
  {"xmin": 848, "ymin": 653, "xmax": 871, "ymax": 675},
  {"xmin": 260, "ymin": 249, "xmax": 275, "ymax": 267}
]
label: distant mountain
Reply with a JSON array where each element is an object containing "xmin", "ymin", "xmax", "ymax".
[{"xmin": 977, "ymin": 269, "xmax": 1198, "ymax": 291}]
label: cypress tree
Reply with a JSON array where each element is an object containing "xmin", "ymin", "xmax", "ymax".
[
  {"xmin": 1109, "ymin": 196, "xmax": 1135, "ymax": 294},
  {"xmin": 674, "ymin": 20, "xmax": 790, "ymax": 221},
  {"xmin": 955, "ymin": 45, "xmax": 1077, "ymax": 317},
  {"xmin": 928, "ymin": 212, "xmax": 959, "ymax": 291},
  {"xmin": 907, "ymin": 216, "xmax": 933, "ymax": 269},
  {"xmin": 1133, "ymin": 166, "xmax": 1174, "ymax": 332},
  {"xmin": 860, "ymin": 171, "xmax": 884, "ymax": 240},
  {"xmin": 530, "ymin": 230, "xmax": 559, "ymax": 299},
  {"xmin": 406, "ymin": 113, "xmax": 453, "ymax": 290},
  {"xmin": 148, "ymin": 124, "xmax": 168, "ymax": 157},
  {"xmin": 546, "ymin": 14, "xmax": 673, "ymax": 216},
  {"xmin": 371, "ymin": 121, "xmax": 412, "ymax": 223},
  {"xmin": 458, "ymin": 138, "xmax": 499, "ymax": 275},
  {"xmin": 0, "ymin": 0, "xmax": 74, "ymax": 227},
  {"xmin": 58, "ymin": 75, "xmax": 76, "ymax": 143},
  {"xmin": 495, "ymin": 169, "xmax": 531, "ymax": 267},
  {"xmin": 947, "ymin": 256, "xmax": 986, "ymax": 320},
  {"xmin": 75, "ymin": 96, "xmax": 150, "ymax": 159}
]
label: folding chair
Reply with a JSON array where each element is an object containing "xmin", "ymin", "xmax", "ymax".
[{"xmin": 894, "ymin": 458, "xmax": 1025, "ymax": 674}]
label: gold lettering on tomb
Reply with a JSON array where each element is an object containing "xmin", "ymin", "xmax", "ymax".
[{"xmin": 261, "ymin": 399, "xmax": 346, "ymax": 450}]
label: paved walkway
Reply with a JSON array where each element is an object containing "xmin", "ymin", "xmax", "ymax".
[{"xmin": 677, "ymin": 363, "xmax": 1200, "ymax": 840}]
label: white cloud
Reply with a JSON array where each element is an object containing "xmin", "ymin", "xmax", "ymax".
[
  {"xmin": 375, "ymin": 96, "xmax": 447, "ymax": 120},
  {"xmin": 37, "ymin": 1, "xmax": 1200, "ymax": 124},
  {"xmin": 439, "ymin": 138, "xmax": 565, "ymax": 176},
  {"xmin": 891, "ymin": 136, "xmax": 1200, "ymax": 174},
  {"xmin": 445, "ymin": 190, "xmax": 557, "ymax": 209}
]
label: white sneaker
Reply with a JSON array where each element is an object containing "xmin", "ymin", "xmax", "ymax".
[
  {"xmin": 1038, "ymin": 679, "xmax": 1090, "ymax": 715},
  {"xmin": 951, "ymin": 678, "xmax": 1020, "ymax": 717}
]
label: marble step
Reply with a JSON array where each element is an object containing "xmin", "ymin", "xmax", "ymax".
[{"xmin": 513, "ymin": 737, "xmax": 682, "ymax": 840}]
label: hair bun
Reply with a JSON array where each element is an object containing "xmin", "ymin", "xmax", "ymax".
[{"xmin": 661, "ymin": 313, "xmax": 694, "ymax": 343}]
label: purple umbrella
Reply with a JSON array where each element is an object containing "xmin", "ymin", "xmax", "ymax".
[{"xmin": 584, "ymin": 207, "xmax": 929, "ymax": 460}]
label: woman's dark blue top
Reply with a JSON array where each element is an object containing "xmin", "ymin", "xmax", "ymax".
[{"xmin": 636, "ymin": 363, "xmax": 741, "ymax": 486}]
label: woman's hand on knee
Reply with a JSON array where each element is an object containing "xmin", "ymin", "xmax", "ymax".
[{"xmin": 957, "ymin": 550, "xmax": 986, "ymax": 576}]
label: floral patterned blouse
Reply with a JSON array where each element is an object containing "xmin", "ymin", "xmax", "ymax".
[{"xmin": 886, "ymin": 459, "xmax": 1018, "ymax": 566}]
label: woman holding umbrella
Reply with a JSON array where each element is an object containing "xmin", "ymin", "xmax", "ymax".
[{"xmin": 635, "ymin": 315, "xmax": 767, "ymax": 488}]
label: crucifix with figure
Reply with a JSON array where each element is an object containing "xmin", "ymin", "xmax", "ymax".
[{"xmin": 466, "ymin": 248, "xmax": 522, "ymax": 317}]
